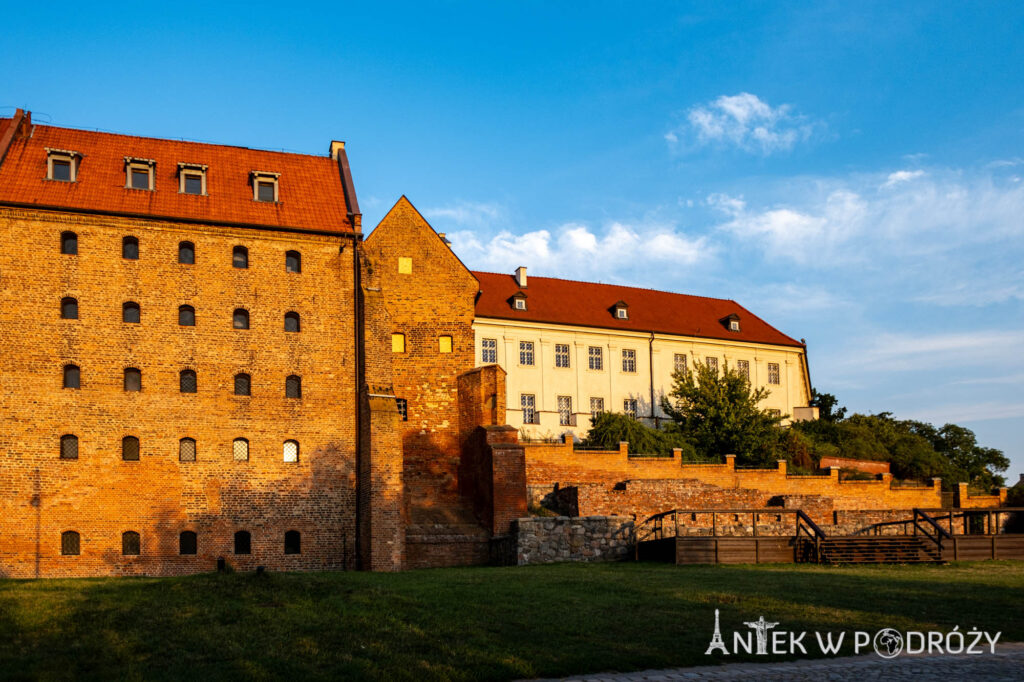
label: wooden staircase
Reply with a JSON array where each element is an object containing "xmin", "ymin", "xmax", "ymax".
[{"xmin": 819, "ymin": 536, "xmax": 942, "ymax": 564}]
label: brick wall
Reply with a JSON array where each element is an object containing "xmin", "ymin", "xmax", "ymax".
[
  {"xmin": 514, "ymin": 516, "xmax": 634, "ymax": 565},
  {"xmin": 820, "ymin": 456, "xmax": 890, "ymax": 474},
  {"xmin": 0, "ymin": 207, "xmax": 362, "ymax": 577}
]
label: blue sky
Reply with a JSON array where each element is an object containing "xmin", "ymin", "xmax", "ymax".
[{"xmin": 4, "ymin": 2, "xmax": 1023, "ymax": 480}]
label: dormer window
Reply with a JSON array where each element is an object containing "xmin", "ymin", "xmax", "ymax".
[
  {"xmin": 611, "ymin": 301, "xmax": 629, "ymax": 320},
  {"xmin": 252, "ymin": 171, "xmax": 280, "ymax": 202},
  {"xmin": 178, "ymin": 163, "xmax": 208, "ymax": 195},
  {"xmin": 721, "ymin": 314, "xmax": 741, "ymax": 332},
  {"xmin": 46, "ymin": 148, "xmax": 80, "ymax": 182},
  {"xmin": 515, "ymin": 299, "xmax": 526, "ymax": 310},
  {"xmin": 125, "ymin": 157, "xmax": 156, "ymax": 191},
  {"xmin": 510, "ymin": 291, "xmax": 528, "ymax": 311}
]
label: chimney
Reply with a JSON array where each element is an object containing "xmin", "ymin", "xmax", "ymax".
[
  {"xmin": 329, "ymin": 140, "xmax": 345, "ymax": 160},
  {"xmin": 514, "ymin": 266, "xmax": 527, "ymax": 288},
  {"xmin": 438, "ymin": 232, "xmax": 452, "ymax": 247}
]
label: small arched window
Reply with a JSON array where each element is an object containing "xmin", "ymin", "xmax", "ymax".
[
  {"xmin": 179, "ymin": 305, "xmax": 195, "ymax": 326},
  {"xmin": 233, "ymin": 438, "xmax": 249, "ymax": 461},
  {"xmin": 178, "ymin": 241, "xmax": 195, "ymax": 264},
  {"xmin": 124, "ymin": 367, "xmax": 142, "ymax": 392},
  {"xmin": 285, "ymin": 250, "xmax": 301, "ymax": 273},
  {"xmin": 179, "ymin": 437, "xmax": 196, "ymax": 462},
  {"xmin": 232, "ymin": 246, "xmax": 248, "ymax": 269},
  {"xmin": 391, "ymin": 333, "xmax": 405, "ymax": 353},
  {"xmin": 284, "ymin": 311, "xmax": 300, "ymax": 332},
  {"xmin": 122, "ymin": 531, "xmax": 140, "ymax": 556},
  {"xmin": 61, "ymin": 297, "xmax": 78, "ymax": 319},
  {"xmin": 180, "ymin": 369, "xmax": 197, "ymax": 394},
  {"xmin": 63, "ymin": 364, "xmax": 80, "ymax": 389},
  {"xmin": 122, "ymin": 436, "xmax": 140, "ymax": 461},
  {"xmin": 60, "ymin": 434, "xmax": 79, "ymax": 460},
  {"xmin": 233, "ymin": 308, "xmax": 249, "ymax": 329},
  {"xmin": 285, "ymin": 375, "xmax": 301, "ymax": 399},
  {"xmin": 61, "ymin": 530, "xmax": 80, "ymax": 556},
  {"xmin": 234, "ymin": 373, "xmax": 251, "ymax": 396},
  {"xmin": 284, "ymin": 530, "xmax": 301, "ymax": 554},
  {"xmin": 179, "ymin": 531, "xmax": 198, "ymax": 555},
  {"xmin": 234, "ymin": 530, "xmax": 251, "ymax": 555},
  {"xmin": 283, "ymin": 440, "xmax": 299, "ymax": 463},
  {"xmin": 61, "ymin": 231, "xmax": 78, "ymax": 255},
  {"xmin": 123, "ymin": 302, "xmax": 140, "ymax": 324},
  {"xmin": 122, "ymin": 236, "xmax": 139, "ymax": 260}
]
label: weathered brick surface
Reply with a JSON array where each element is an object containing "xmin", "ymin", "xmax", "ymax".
[
  {"xmin": 0, "ymin": 207, "xmax": 363, "ymax": 577},
  {"xmin": 514, "ymin": 516, "xmax": 634, "ymax": 565},
  {"xmin": 820, "ymin": 456, "xmax": 890, "ymax": 474}
]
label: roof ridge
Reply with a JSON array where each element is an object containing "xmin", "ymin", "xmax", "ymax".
[
  {"xmin": 470, "ymin": 269, "xmax": 738, "ymax": 305},
  {"xmin": 26, "ymin": 122, "xmax": 333, "ymax": 161}
]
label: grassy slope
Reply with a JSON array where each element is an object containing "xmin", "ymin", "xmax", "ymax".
[{"xmin": 0, "ymin": 561, "xmax": 1021, "ymax": 680}]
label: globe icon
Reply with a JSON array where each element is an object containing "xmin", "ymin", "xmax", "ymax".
[{"xmin": 873, "ymin": 629, "xmax": 904, "ymax": 658}]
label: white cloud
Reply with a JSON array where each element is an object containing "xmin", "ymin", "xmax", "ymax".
[
  {"xmin": 882, "ymin": 170, "xmax": 925, "ymax": 187},
  {"xmin": 847, "ymin": 330, "xmax": 1024, "ymax": 372},
  {"xmin": 667, "ymin": 93, "xmax": 820, "ymax": 155},
  {"xmin": 422, "ymin": 200, "xmax": 503, "ymax": 229}
]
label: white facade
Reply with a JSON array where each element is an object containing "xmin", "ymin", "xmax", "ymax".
[{"xmin": 473, "ymin": 317, "xmax": 813, "ymax": 439}]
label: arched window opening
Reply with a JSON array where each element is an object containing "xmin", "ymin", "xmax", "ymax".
[
  {"xmin": 123, "ymin": 302, "xmax": 140, "ymax": 323},
  {"xmin": 122, "ymin": 531, "xmax": 140, "ymax": 556},
  {"xmin": 179, "ymin": 305, "xmax": 195, "ymax": 326},
  {"xmin": 233, "ymin": 308, "xmax": 249, "ymax": 329},
  {"xmin": 178, "ymin": 241, "xmax": 195, "ymax": 264},
  {"xmin": 122, "ymin": 436, "xmax": 140, "ymax": 461},
  {"xmin": 233, "ymin": 438, "xmax": 249, "ymax": 462},
  {"xmin": 179, "ymin": 437, "xmax": 196, "ymax": 462},
  {"xmin": 179, "ymin": 531, "xmax": 198, "ymax": 555},
  {"xmin": 234, "ymin": 530, "xmax": 251, "ymax": 555},
  {"xmin": 284, "ymin": 311, "xmax": 300, "ymax": 332},
  {"xmin": 234, "ymin": 373, "xmax": 251, "ymax": 396},
  {"xmin": 61, "ymin": 231, "xmax": 78, "ymax": 255},
  {"xmin": 63, "ymin": 364, "xmax": 80, "ymax": 389},
  {"xmin": 283, "ymin": 440, "xmax": 299, "ymax": 463},
  {"xmin": 180, "ymin": 369, "xmax": 197, "ymax": 394},
  {"xmin": 285, "ymin": 375, "xmax": 301, "ymax": 399},
  {"xmin": 61, "ymin": 297, "xmax": 78, "ymax": 319},
  {"xmin": 60, "ymin": 434, "xmax": 79, "ymax": 460},
  {"xmin": 232, "ymin": 246, "xmax": 248, "ymax": 269},
  {"xmin": 124, "ymin": 367, "xmax": 142, "ymax": 392},
  {"xmin": 122, "ymin": 236, "xmax": 139, "ymax": 260},
  {"xmin": 284, "ymin": 530, "xmax": 301, "ymax": 554},
  {"xmin": 61, "ymin": 531, "xmax": 80, "ymax": 556},
  {"xmin": 285, "ymin": 250, "xmax": 301, "ymax": 273}
]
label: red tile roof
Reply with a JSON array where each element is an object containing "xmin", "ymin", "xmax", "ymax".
[
  {"xmin": 0, "ymin": 116, "xmax": 354, "ymax": 233},
  {"xmin": 472, "ymin": 271, "xmax": 803, "ymax": 347}
]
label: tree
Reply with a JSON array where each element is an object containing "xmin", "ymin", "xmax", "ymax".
[
  {"xmin": 583, "ymin": 412, "xmax": 697, "ymax": 458},
  {"xmin": 810, "ymin": 389, "xmax": 847, "ymax": 422},
  {"xmin": 660, "ymin": 359, "xmax": 783, "ymax": 464}
]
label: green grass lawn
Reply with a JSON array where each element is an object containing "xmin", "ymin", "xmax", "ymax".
[{"xmin": 0, "ymin": 561, "xmax": 1022, "ymax": 680}]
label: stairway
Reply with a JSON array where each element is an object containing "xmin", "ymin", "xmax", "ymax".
[{"xmin": 819, "ymin": 536, "xmax": 943, "ymax": 564}]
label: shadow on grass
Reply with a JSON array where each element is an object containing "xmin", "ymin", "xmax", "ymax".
[{"xmin": 0, "ymin": 561, "xmax": 1021, "ymax": 681}]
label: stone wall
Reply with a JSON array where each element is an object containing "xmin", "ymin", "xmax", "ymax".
[{"xmin": 514, "ymin": 516, "xmax": 634, "ymax": 565}]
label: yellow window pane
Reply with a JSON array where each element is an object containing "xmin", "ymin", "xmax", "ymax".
[
  {"xmin": 398, "ymin": 257, "xmax": 412, "ymax": 274},
  {"xmin": 439, "ymin": 336, "xmax": 452, "ymax": 353},
  {"xmin": 392, "ymin": 333, "xmax": 405, "ymax": 353}
]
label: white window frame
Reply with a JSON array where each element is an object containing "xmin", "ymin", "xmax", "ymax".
[
  {"xmin": 514, "ymin": 297, "xmax": 527, "ymax": 310},
  {"xmin": 729, "ymin": 319, "xmax": 740, "ymax": 331},
  {"xmin": 768, "ymin": 362, "xmax": 781, "ymax": 385},
  {"xmin": 623, "ymin": 399, "xmax": 638, "ymax": 419},
  {"xmin": 557, "ymin": 396, "xmax": 573, "ymax": 426},
  {"xmin": 519, "ymin": 341, "xmax": 535, "ymax": 366},
  {"xmin": 590, "ymin": 397, "xmax": 605, "ymax": 418},
  {"xmin": 481, "ymin": 338, "xmax": 497, "ymax": 363},
  {"xmin": 673, "ymin": 353, "xmax": 687, "ymax": 374},
  {"xmin": 616, "ymin": 307, "xmax": 628, "ymax": 319},
  {"xmin": 736, "ymin": 359, "xmax": 750, "ymax": 379},
  {"xmin": 621, "ymin": 349, "xmax": 637, "ymax": 373},
  {"xmin": 46, "ymin": 148, "xmax": 80, "ymax": 182},
  {"xmin": 521, "ymin": 394, "xmax": 537, "ymax": 424},
  {"xmin": 706, "ymin": 356, "xmax": 719, "ymax": 374},
  {"xmin": 251, "ymin": 170, "xmax": 280, "ymax": 202},
  {"xmin": 588, "ymin": 346, "xmax": 603, "ymax": 371},
  {"xmin": 124, "ymin": 157, "xmax": 156, "ymax": 191},
  {"xmin": 554, "ymin": 343, "xmax": 570, "ymax": 368}
]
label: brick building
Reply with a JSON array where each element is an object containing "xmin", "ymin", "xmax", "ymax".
[{"xmin": 0, "ymin": 110, "xmax": 404, "ymax": 577}]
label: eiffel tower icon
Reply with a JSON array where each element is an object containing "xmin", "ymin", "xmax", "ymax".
[{"xmin": 705, "ymin": 609, "xmax": 729, "ymax": 655}]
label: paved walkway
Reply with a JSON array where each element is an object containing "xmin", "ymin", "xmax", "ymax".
[{"xmin": 544, "ymin": 642, "xmax": 1024, "ymax": 681}]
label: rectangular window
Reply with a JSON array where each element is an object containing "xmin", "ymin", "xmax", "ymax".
[
  {"xmin": 621, "ymin": 349, "xmax": 636, "ymax": 373},
  {"xmin": 257, "ymin": 181, "xmax": 275, "ymax": 202},
  {"xmin": 178, "ymin": 163, "xmax": 208, "ymax": 195},
  {"xmin": 736, "ymin": 359, "xmax": 750, "ymax": 380},
  {"xmin": 130, "ymin": 168, "xmax": 150, "ymax": 190},
  {"xmin": 673, "ymin": 353, "xmax": 687, "ymax": 374},
  {"xmin": 398, "ymin": 257, "xmax": 412, "ymax": 274},
  {"xmin": 590, "ymin": 397, "xmax": 605, "ymax": 418},
  {"xmin": 183, "ymin": 174, "xmax": 203, "ymax": 195},
  {"xmin": 768, "ymin": 362, "xmax": 781, "ymax": 385},
  {"xmin": 252, "ymin": 171, "xmax": 280, "ymax": 202},
  {"xmin": 125, "ymin": 158, "xmax": 155, "ymax": 191},
  {"xmin": 521, "ymin": 394, "xmax": 537, "ymax": 424},
  {"xmin": 705, "ymin": 356, "xmax": 719, "ymax": 375},
  {"xmin": 438, "ymin": 335, "xmax": 453, "ymax": 353},
  {"xmin": 557, "ymin": 396, "xmax": 573, "ymax": 426},
  {"xmin": 396, "ymin": 398, "xmax": 408, "ymax": 421},
  {"xmin": 52, "ymin": 159, "xmax": 72, "ymax": 181},
  {"xmin": 767, "ymin": 409, "xmax": 782, "ymax": 418},
  {"xmin": 391, "ymin": 333, "xmax": 405, "ymax": 353},
  {"xmin": 623, "ymin": 399, "xmax": 638, "ymax": 419},
  {"xmin": 519, "ymin": 341, "xmax": 534, "ymax": 366},
  {"xmin": 588, "ymin": 346, "xmax": 603, "ymax": 371},
  {"xmin": 481, "ymin": 338, "xmax": 497, "ymax": 363},
  {"xmin": 47, "ymin": 149, "xmax": 78, "ymax": 182},
  {"xmin": 554, "ymin": 343, "xmax": 570, "ymax": 368}
]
